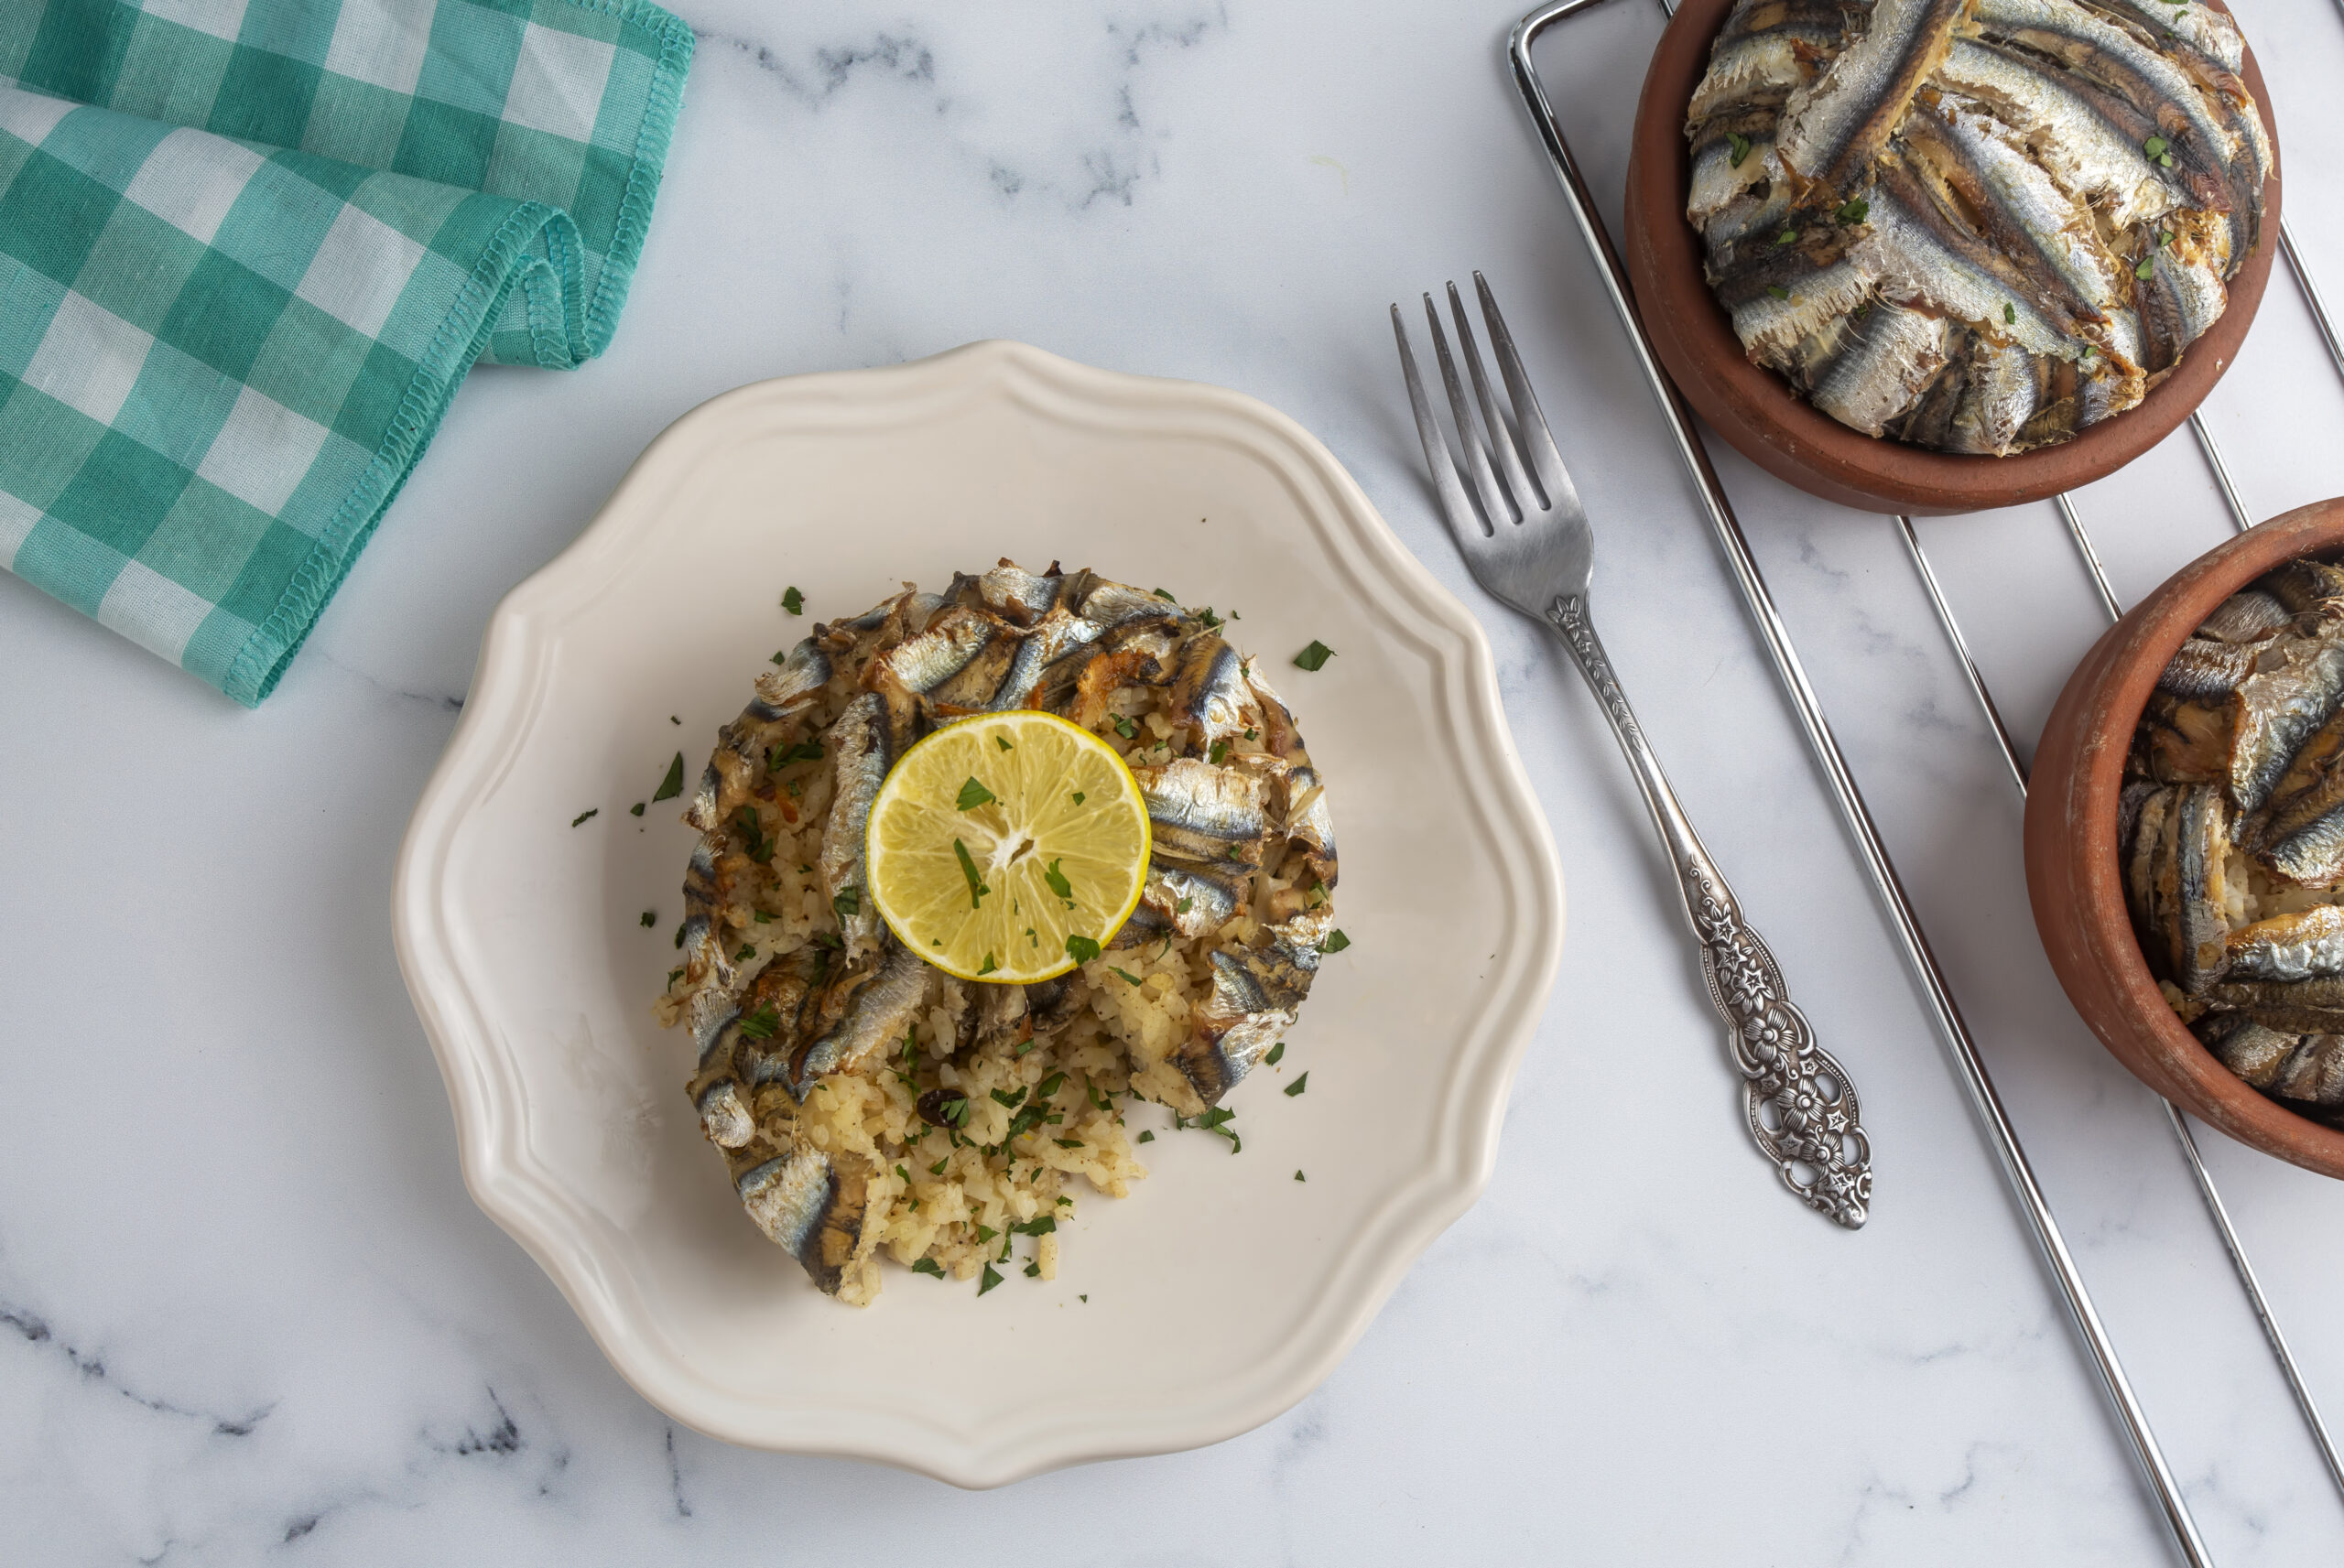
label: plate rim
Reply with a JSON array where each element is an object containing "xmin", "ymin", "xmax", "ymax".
[{"xmin": 391, "ymin": 339, "xmax": 1566, "ymax": 1487}]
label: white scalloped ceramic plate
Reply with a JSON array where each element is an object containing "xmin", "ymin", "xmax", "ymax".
[{"xmin": 392, "ymin": 341, "xmax": 1563, "ymax": 1487}]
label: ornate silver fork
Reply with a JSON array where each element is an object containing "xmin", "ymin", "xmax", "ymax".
[{"xmin": 1393, "ymin": 272, "xmax": 1872, "ymax": 1228}]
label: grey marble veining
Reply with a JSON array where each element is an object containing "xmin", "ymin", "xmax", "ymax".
[{"xmin": 5, "ymin": 0, "xmax": 2344, "ymax": 1562}]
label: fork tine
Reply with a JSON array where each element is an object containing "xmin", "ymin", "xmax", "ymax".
[
  {"xmin": 1423, "ymin": 293, "xmax": 1517, "ymax": 530},
  {"xmin": 1447, "ymin": 281, "xmax": 1539, "ymax": 516},
  {"xmin": 1474, "ymin": 271, "xmax": 1581, "ymax": 517},
  {"xmin": 1390, "ymin": 304, "xmax": 1491, "ymax": 544}
]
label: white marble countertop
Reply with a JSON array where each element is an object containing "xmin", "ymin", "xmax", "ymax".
[{"xmin": 8, "ymin": 0, "xmax": 2344, "ymax": 1560}]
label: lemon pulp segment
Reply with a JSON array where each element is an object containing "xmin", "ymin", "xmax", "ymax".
[{"xmin": 866, "ymin": 710, "xmax": 1151, "ymax": 983}]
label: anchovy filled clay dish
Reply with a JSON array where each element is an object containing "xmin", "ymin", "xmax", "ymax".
[
  {"xmin": 1683, "ymin": 0, "xmax": 2271, "ymax": 456},
  {"xmin": 2124, "ymin": 557, "xmax": 2344, "ymax": 1130},
  {"xmin": 655, "ymin": 563, "xmax": 1340, "ymax": 1304}
]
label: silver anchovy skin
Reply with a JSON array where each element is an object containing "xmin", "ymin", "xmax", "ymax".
[
  {"xmin": 1143, "ymin": 863, "xmax": 1246, "ymax": 938},
  {"xmin": 1174, "ymin": 912, "xmax": 1328, "ymax": 1104},
  {"xmin": 2091, "ymin": 0, "xmax": 2242, "ymax": 73},
  {"xmin": 2227, "ymin": 906, "xmax": 2344, "ymax": 986},
  {"xmin": 2195, "ymin": 1012, "xmax": 2300, "ymax": 1087},
  {"xmin": 1934, "ymin": 38, "xmax": 2176, "ymax": 230},
  {"xmin": 1167, "ymin": 635, "xmax": 1252, "ymax": 744},
  {"xmin": 1810, "ymin": 301, "xmax": 1949, "ymax": 436},
  {"xmin": 820, "ymin": 694, "xmax": 890, "ymax": 953},
  {"xmin": 2157, "ymin": 637, "xmax": 2258, "ymax": 699},
  {"xmin": 977, "ymin": 563, "xmax": 1061, "ymax": 624},
  {"xmin": 2273, "ymin": 1038, "xmax": 2344, "ymax": 1107},
  {"xmin": 1132, "ymin": 758, "xmax": 1271, "ymax": 867},
  {"xmin": 1859, "ymin": 184, "xmax": 2073, "ymax": 361},
  {"xmin": 988, "ymin": 606, "xmax": 1101, "ymax": 711},
  {"xmin": 2231, "ymin": 623, "xmax": 2344, "ymax": 815},
  {"xmin": 733, "ymin": 1145, "xmax": 868, "ymax": 1293},
  {"xmin": 1688, "ymin": 139, "xmax": 1780, "ymax": 226},
  {"xmin": 2201, "ymin": 590, "xmax": 2289, "ymax": 644},
  {"xmin": 695, "ymin": 1079, "xmax": 754, "ymax": 1147},
  {"xmin": 1687, "ymin": 34, "xmax": 1811, "ymax": 122},
  {"xmin": 1776, "ymin": 0, "xmax": 1967, "ymax": 198},
  {"xmin": 876, "ymin": 606, "xmax": 997, "ymax": 694},
  {"xmin": 1928, "ymin": 96, "xmax": 2144, "ymax": 368},
  {"xmin": 783, "ymin": 945, "xmax": 929, "ymax": 1100}
]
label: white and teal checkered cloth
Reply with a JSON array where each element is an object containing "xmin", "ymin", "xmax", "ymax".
[{"xmin": 0, "ymin": 0, "xmax": 690, "ymax": 704}]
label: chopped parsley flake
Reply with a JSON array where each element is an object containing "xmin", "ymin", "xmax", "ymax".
[
  {"xmin": 911, "ymin": 1257, "xmax": 944, "ymax": 1277},
  {"xmin": 629, "ymin": 802, "xmax": 646, "ymax": 816},
  {"xmin": 1053, "ymin": 1138, "xmax": 1083, "ymax": 1150},
  {"xmin": 976, "ymin": 1225, "xmax": 998, "ymax": 1242},
  {"xmin": 2135, "ymin": 255, "xmax": 2155, "ymax": 279},
  {"xmin": 1110, "ymin": 966, "xmax": 1142, "ymax": 986},
  {"xmin": 768, "ymin": 739, "xmax": 822, "ymax": 771},
  {"xmin": 1037, "ymin": 1072, "xmax": 1067, "ymax": 1099},
  {"xmin": 1196, "ymin": 607, "xmax": 1222, "ymax": 629},
  {"xmin": 1070, "ymin": 790, "xmax": 1086, "ymax": 805},
  {"xmin": 992, "ymin": 1087, "xmax": 1028, "ymax": 1108},
  {"xmin": 1285, "ymin": 1072, "xmax": 1309, "ymax": 1097},
  {"xmin": 1773, "ymin": 227, "xmax": 1797, "ymax": 246},
  {"xmin": 640, "ymin": 910, "xmax": 657, "ymax": 927},
  {"xmin": 733, "ymin": 943, "xmax": 755, "ymax": 964},
  {"xmin": 2143, "ymin": 134, "xmax": 2168, "ymax": 159},
  {"xmin": 995, "ymin": 735, "xmax": 1012, "ymax": 752},
  {"xmin": 781, "ymin": 586, "xmax": 804, "ymax": 615},
  {"xmin": 832, "ymin": 886, "xmax": 860, "ymax": 920},
  {"xmin": 1726, "ymin": 130, "xmax": 1752, "ymax": 168},
  {"xmin": 653, "ymin": 752, "xmax": 685, "ymax": 802},
  {"xmin": 978, "ymin": 952, "xmax": 998, "ymax": 976},
  {"xmin": 1137, "ymin": 1130, "xmax": 1155, "ymax": 1142},
  {"xmin": 1044, "ymin": 859, "xmax": 1073, "ymax": 903},
  {"xmin": 2002, "ymin": 301, "xmax": 2016, "ymax": 325},
  {"xmin": 1765, "ymin": 284, "xmax": 1789, "ymax": 300},
  {"xmin": 571, "ymin": 808, "xmax": 598, "ymax": 827},
  {"xmin": 955, "ymin": 838, "xmax": 991, "ymax": 907},
  {"xmin": 1023, "ymin": 1261, "xmax": 1042, "ymax": 1277},
  {"xmin": 1209, "ymin": 739, "xmax": 1230, "ymax": 764},
  {"xmin": 1293, "ymin": 640, "xmax": 1335, "ymax": 672},
  {"xmin": 1320, "ymin": 929, "xmax": 1351, "ymax": 954},
  {"xmin": 738, "ymin": 1002, "xmax": 781, "ymax": 1039},
  {"xmin": 1175, "ymin": 896, "xmax": 1192, "ymax": 914},
  {"xmin": 666, "ymin": 967, "xmax": 683, "ymax": 987},
  {"xmin": 673, "ymin": 924, "xmax": 686, "ymax": 949},
  {"xmin": 1152, "ymin": 587, "xmax": 1177, "ymax": 601},
  {"xmin": 929, "ymin": 1157, "xmax": 949, "ymax": 1175},
  {"xmin": 1012, "ymin": 1216, "xmax": 1057, "ymax": 1237},
  {"xmin": 1295, "ymin": 1170, "xmax": 1306, "ymax": 1182},
  {"xmin": 1065, "ymin": 933, "xmax": 1101, "ymax": 965},
  {"xmin": 732, "ymin": 805, "xmax": 774, "ymax": 863},
  {"xmin": 1266, "ymin": 1041, "xmax": 1285, "ymax": 1065},
  {"xmin": 979, "ymin": 1264, "xmax": 1003, "ymax": 1296},
  {"xmin": 957, "ymin": 776, "xmax": 996, "ymax": 811},
  {"xmin": 1112, "ymin": 716, "xmax": 1136, "ymax": 739},
  {"xmin": 1836, "ymin": 198, "xmax": 1869, "ymax": 224}
]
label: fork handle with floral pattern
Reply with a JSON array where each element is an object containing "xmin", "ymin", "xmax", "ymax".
[{"xmin": 1549, "ymin": 592, "xmax": 1872, "ymax": 1228}]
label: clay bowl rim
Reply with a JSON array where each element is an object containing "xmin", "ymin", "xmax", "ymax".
[
  {"xmin": 2057, "ymin": 500, "xmax": 2344, "ymax": 1176},
  {"xmin": 1622, "ymin": 0, "xmax": 2282, "ymax": 518}
]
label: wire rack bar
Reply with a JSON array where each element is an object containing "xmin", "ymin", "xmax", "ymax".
[{"xmin": 1508, "ymin": 4, "xmax": 2212, "ymax": 1561}]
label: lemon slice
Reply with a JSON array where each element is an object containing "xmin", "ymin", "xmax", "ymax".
[{"xmin": 866, "ymin": 710, "xmax": 1151, "ymax": 983}]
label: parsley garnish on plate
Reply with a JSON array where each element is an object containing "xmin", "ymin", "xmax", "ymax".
[
  {"xmin": 639, "ymin": 911, "xmax": 657, "ymax": 927},
  {"xmin": 1285, "ymin": 1072, "xmax": 1309, "ymax": 1097},
  {"xmin": 1152, "ymin": 587, "xmax": 1177, "ymax": 601},
  {"xmin": 995, "ymin": 735, "xmax": 1012, "ymax": 752},
  {"xmin": 956, "ymin": 776, "xmax": 995, "ymax": 811},
  {"xmin": 653, "ymin": 752, "xmax": 685, "ymax": 802},
  {"xmin": 570, "ymin": 808, "xmax": 598, "ymax": 827},
  {"xmin": 1265, "ymin": 1041, "xmax": 1285, "ymax": 1065},
  {"xmin": 1137, "ymin": 1130, "xmax": 1155, "ymax": 1142},
  {"xmin": 1044, "ymin": 859, "xmax": 1073, "ymax": 902},
  {"xmin": 781, "ymin": 586, "xmax": 804, "ymax": 615},
  {"xmin": 1293, "ymin": 640, "xmax": 1334, "ymax": 672},
  {"xmin": 911, "ymin": 1257, "xmax": 944, "ymax": 1277},
  {"xmin": 1295, "ymin": 1170, "xmax": 1306, "ymax": 1182},
  {"xmin": 1065, "ymin": 934, "xmax": 1101, "ymax": 965},
  {"xmin": 1320, "ymin": 929, "xmax": 1351, "ymax": 954},
  {"xmin": 629, "ymin": 802, "xmax": 646, "ymax": 816},
  {"xmin": 978, "ymin": 1264, "xmax": 1003, "ymax": 1296}
]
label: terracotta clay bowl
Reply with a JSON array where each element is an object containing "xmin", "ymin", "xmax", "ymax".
[
  {"xmin": 2027, "ymin": 497, "xmax": 2344, "ymax": 1179},
  {"xmin": 1622, "ymin": 0, "xmax": 2282, "ymax": 517}
]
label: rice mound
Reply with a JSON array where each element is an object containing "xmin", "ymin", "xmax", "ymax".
[{"xmin": 656, "ymin": 562, "xmax": 1338, "ymax": 1304}]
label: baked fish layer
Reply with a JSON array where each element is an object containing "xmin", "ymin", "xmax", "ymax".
[
  {"xmin": 1685, "ymin": 0, "xmax": 2268, "ymax": 456},
  {"xmin": 2129, "ymin": 557, "xmax": 2344, "ymax": 1131},
  {"xmin": 663, "ymin": 562, "xmax": 1342, "ymax": 1298}
]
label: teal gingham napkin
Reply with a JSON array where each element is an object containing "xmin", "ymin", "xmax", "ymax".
[{"xmin": 0, "ymin": 0, "xmax": 690, "ymax": 705}]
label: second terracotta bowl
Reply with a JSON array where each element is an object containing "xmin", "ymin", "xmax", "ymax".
[
  {"xmin": 1622, "ymin": 0, "xmax": 2282, "ymax": 517},
  {"xmin": 2027, "ymin": 497, "xmax": 2344, "ymax": 1179}
]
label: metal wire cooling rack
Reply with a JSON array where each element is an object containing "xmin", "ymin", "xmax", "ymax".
[{"xmin": 1505, "ymin": 2, "xmax": 2344, "ymax": 1563}]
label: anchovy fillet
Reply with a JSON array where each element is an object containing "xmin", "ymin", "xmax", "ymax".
[{"xmin": 820, "ymin": 694, "xmax": 890, "ymax": 953}]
